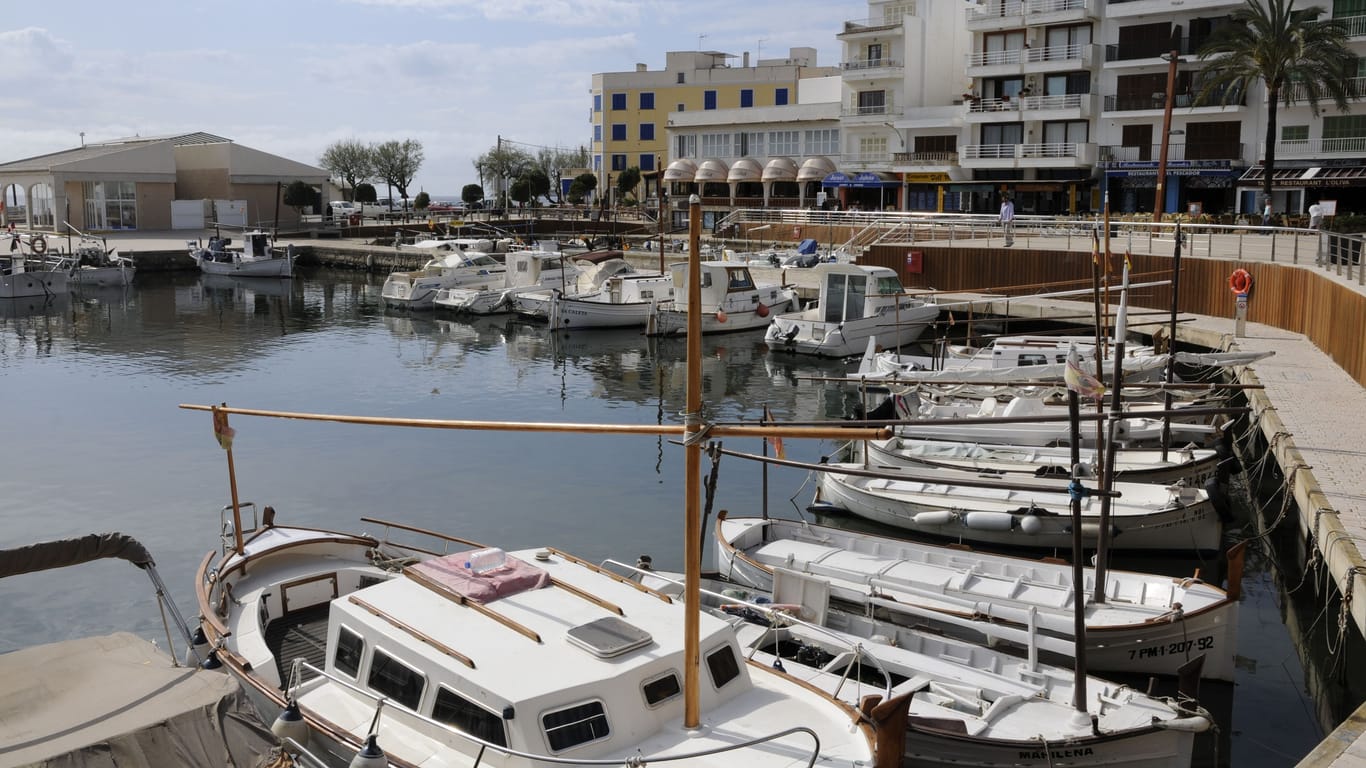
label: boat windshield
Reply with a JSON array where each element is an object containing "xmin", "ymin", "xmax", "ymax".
[
  {"xmin": 468, "ymin": 254, "xmax": 500, "ymax": 268},
  {"xmin": 876, "ymin": 275, "xmax": 903, "ymax": 295}
]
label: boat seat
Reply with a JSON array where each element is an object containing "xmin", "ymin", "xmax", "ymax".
[{"xmin": 976, "ymin": 397, "xmax": 998, "ymax": 417}]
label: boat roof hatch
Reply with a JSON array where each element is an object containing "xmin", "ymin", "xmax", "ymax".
[{"xmin": 565, "ymin": 616, "xmax": 653, "ymax": 658}]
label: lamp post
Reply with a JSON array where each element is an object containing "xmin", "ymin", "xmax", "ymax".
[{"xmin": 1153, "ymin": 50, "xmax": 1180, "ymax": 222}]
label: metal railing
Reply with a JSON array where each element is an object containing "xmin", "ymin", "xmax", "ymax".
[
  {"xmin": 842, "ymin": 57, "xmax": 903, "ymax": 71},
  {"xmin": 1270, "ymin": 136, "xmax": 1366, "ymax": 157},
  {"xmin": 961, "ymin": 142, "xmax": 1084, "ymax": 160},
  {"xmin": 969, "ymin": 93, "xmax": 1087, "ymax": 112},
  {"xmin": 1097, "ymin": 143, "xmax": 1245, "ymax": 164},
  {"xmin": 842, "ymin": 99, "xmax": 896, "ymax": 117}
]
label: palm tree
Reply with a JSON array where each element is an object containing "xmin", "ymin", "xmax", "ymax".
[{"xmin": 1194, "ymin": 0, "xmax": 1354, "ymax": 205}]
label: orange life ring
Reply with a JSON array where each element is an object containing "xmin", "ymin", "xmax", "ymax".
[{"xmin": 1228, "ymin": 268, "xmax": 1252, "ymax": 295}]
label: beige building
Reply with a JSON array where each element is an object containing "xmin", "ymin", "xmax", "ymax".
[{"xmin": 0, "ymin": 132, "xmax": 334, "ymax": 232}]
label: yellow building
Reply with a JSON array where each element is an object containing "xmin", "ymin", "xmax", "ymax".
[{"xmin": 590, "ymin": 48, "xmax": 837, "ymax": 204}]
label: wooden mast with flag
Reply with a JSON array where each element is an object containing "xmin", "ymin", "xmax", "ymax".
[{"xmin": 211, "ymin": 403, "xmax": 245, "ymax": 555}]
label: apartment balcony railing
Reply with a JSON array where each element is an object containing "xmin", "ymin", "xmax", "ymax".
[
  {"xmin": 968, "ymin": 48, "xmax": 1025, "ymax": 67},
  {"xmin": 1282, "ymin": 76, "xmax": 1366, "ymax": 102},
  {"xmin": 962, "ymin": 142, "xmax": 1085, "ymax": 160},
  {"xmin": 840, "ymin": 16, "xmax": 903, "ymax": 35},
  {"xmin": 968, "ymin": 0, "xmax": 1087, "ymax": 22},
  {"xmin": 841, "ymin": 58, "xmax": 904, "ymax": 72},
  {"xmin": 1335, "ymin": 14, "xmax": 1366, "ymax": 37},
  {"xmin": 1103, "ymin": 92, "xmax": 1245, "ymax": 112},
  {"xmin": 968, "ymin": 93, "xmax": 1087, "ymax": 113},
  {"xmin": 843, "ymin": 99, "xmax": 896, "ymax": 117},
  {"xmin": 1105, "ymin": 36, "xmax": 1203, "ymax": 62},
  {"xmin": 1026, "ymin": 42, "xmax": 1090, "ymax": 63},
  {"xmin": 1271, "ymin": 137, "xmax": 1366, "ymax": 157},
  {"xmin": 895, "ymin": 151, "xmax": 959, "ymax": 165},
  {"xmin": 1097, "ymin": 143, "xmax": 1246, "ymax": 164}
]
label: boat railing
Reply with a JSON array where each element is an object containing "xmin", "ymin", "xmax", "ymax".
[
  {"xmin": 600, "ymin": 559, "xmax": 896, "ymax": 705},
  {"xmin": 219, "ymin": 502, "xmax": 260, "ymax": 556},
  {"xmin": 284, "ymin": 658, "xmax": 829, "ymax": 767}
]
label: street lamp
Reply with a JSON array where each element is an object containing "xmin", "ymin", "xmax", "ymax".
[{"xmin": 1153, "ymin": 51, "xmax": 1181, "ymax": 222}]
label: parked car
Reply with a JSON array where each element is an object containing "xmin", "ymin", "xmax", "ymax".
[{"xmin": 328, "ymin": 201, "xmax": 359, "ymax": 218}]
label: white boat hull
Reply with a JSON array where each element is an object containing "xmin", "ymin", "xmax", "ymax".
[
  {"xmin": 0, "ymin": 267, "xmax": 69, "ymax": 298},
  {"xmin": 766, "ymin": 302, "xmax": 939, "ymax": 358},
  {"xmin": 814, "ymin": 465, "xmax": 1224, "ymax": 552},
  {"xmin": 73, "ymin": 263, "xmax": 135, "ymax": 287},
  {"xmin": 715, "ymin": 516, "xmax": 1238, "ymax": 681},
  {"xmin": 196, "ymin": 255, "xmax": 294, "ymax": 278}
]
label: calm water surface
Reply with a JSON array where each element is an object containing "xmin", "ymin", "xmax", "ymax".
[{"xmin": 0, "ymin": 269, "xmax": 1328, "ymax": 766}]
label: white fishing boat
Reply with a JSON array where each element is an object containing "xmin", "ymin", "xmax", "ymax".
[
  {"xmin": 879, "ymin": 391, "xmax": 1218, "ymax": 448},
  {"xmin": 862, "ymin": 346, "xmax": 1272, "ymax": 387},
  {"xmin": 193, "ymin": 509, "xmax": 900, "ymax": 768},
  {"xmin": 635, "ymin": 567, "xmax": 1212, "ymax": 768},
  {"xmin": 860, "ymin": 434, "xmax": 1223, "ymax": 486},
  {"xmin": 70, "ymin": 234, "xmax": 136, "ymax": 287},
  {"xmin": 1, "ymin": 252, "xmax": 70, "ymax": 298},
  {"xmin": 433, "ymin": 246, "xmax": 581, "ymax": 315},
  {"xmin": 516, "ymin": 258, "xmax": 672, "ymax": 329},
  {"xmin": 646, "ymin": 260, "xmax": 799, "ymax": 336},
  {"xmin": 381, "ymin": 239, "xmax": 506, "ymax": 310},
  {"xmin": 189, "ymin": 230, "xmax": 295, "ymax": 278},
  {"xmin": 764, "ymin": 263, "xmax": 938, "ymax": 358},
  {"xmin": 714, "ymin": 514, "xmax": 1240, "ymax": 681},
  {"xmin": 810, "ymin": 461, "xmax": 1224, "ymax": 551}
]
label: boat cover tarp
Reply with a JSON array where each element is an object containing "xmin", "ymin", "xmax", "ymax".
[
  {"xmin": 0, "ymin": 533, "xmax": 152, "ymax": 580},
  {"xmin": 408, "ymin": 550, "xmax": 551, "ymax": 603},
  {"xmin": 0, "ymin": 632, "xmax": 276, "ymax": 768},
  {"xmin": 797, "ymin": 238, "xmax": 818, "ymax": 255}
]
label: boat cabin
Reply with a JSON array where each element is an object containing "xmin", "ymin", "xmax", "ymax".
[{"xmin": 818, "ymin": 264, "xmax": 904, "ymax": 324}]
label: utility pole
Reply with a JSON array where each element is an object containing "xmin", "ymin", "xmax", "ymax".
[
  {"xmin": 657, "ymin": 155, "xmax": 666, "ymax": 272},
  {"xmin": 1153, "ymin": 51, "xmax": 1179, "ymax": 223}
]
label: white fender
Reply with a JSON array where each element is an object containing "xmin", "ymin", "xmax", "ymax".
[
  {"xmin": 963, "ymin": 511, "xmax": 1014, "ymax": 531},
  {"xmin": 912, "ymin": 510, "xmax": 954, "ymax": 526},
  {"xmin": 1018, "ymin": 515, "xmax": 1043, "ymax": 535}
]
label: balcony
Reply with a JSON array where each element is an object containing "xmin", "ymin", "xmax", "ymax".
[
  {"xmin": 1098, "ymin": 143, "xmax": 1246, "ymax": 165},
  {"xmin": 961, "ymin": 142, "xmax": 1096, "ymax": 168},
  {"xmin": 1102, "ymin": 91, "xmax": 1245, "ymax": 113},
  {"xmin": 896, "ymin": 151, "xmax": 960, "ymax": 166},
  {"xmin": 839, "ymin": 16, "xmax": 904, "ymax": 38},
  {"xmin": 1282, "ymin": 76, "xmax": 1366, "ymax": 102},
  {"xmin": 1270, "ymin": 137, "xmax": 1366, "ymax": 159},
  {"xmin": 1334, "ymin": 14, "xmax": 1366, "ymax": 38},
  {"xmin": 967, "ymin": 0, "xmax": 1093, "ymax": 30},
  {"xmin": 843, "ymin": 98, "xmax": 897, "ymax": 118},
  {"xmin": 1104, "ymin": 36, "xmax": 1207, "ymax": 65},
  {"xmin": 968, "ymin": 92, "xmax": 1090, "ymax": 121},
  {"xmin": 841, "ymin": 58, "xmax": 904, "ymax": 78},
  {"xmin": 1105, "ymin": 0, "xmax": 1238, "ymax": 18}
]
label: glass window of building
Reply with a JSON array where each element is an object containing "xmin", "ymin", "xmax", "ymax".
[
  {"xmin": 611, "ymin": 93, "xmax": 626, "ymax": 110},
  {"xmin": 677, "ymin": 72, "xmax": 685, "ymax": 84},
  {"xmin": 594, "ymin": 125, "xmax": 602, "ymax": 142},
  {"xmin": 640, "ymin": 123, "xmax": 655, "ymax": 141},
  {"xmin": 593, "ymin": 94, "xmax": 602, "ymax": 112},
  {"xmin": 704, "ymin": 90, "xmax": 717, "ymax": 110},
  {"xmin": 675, "ymin": 134, "xmax": 697, "ymax": 159},
  {"xmin": 857, "ymin": 136, "xmax": 887, "ymax": 162},
  {"xmin": 738, "ymin": 132, "xmax": 765, "ymax": 157},
  {"xmin": 639, "ymin": 154, "xmax": 655, "ymax": 171},
  {"xmin": 1282, "ymin": 125, "xmax": 1309, "ymax": 144},
  {"xmin": 612, "ymin": 154, "xmax": 628, "ymax": 171},
  {"xmin": 775, "ymin": 87, "xmax": 789, "ymax": 105},
  {"xmin": 806, "ymin": 129, "xmax": 839, "ymax": 156},
  {"xmin": 740, "ymin": 89, "xmax": 753, "ymax": 108},
  {"xmin": 640, "ymin": 92, "xmax": 655, "ymax": 110},
  {"xmin": 612, "ymin": 124, "xmax": 627, "ymax": 141},
  {"xmin": 82, "ymin": 181, "xmax": 137, "ymax": 230},
  {"xmin": 701, "ymin": 133, "xmax": 733, "ymax": 158},
  {"xmin": 769, "ymin": 130, "xmax": 800, "ymax": 156}
]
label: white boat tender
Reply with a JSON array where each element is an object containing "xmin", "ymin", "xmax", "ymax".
[
  {"xmin": 647, "ymin": 260, "xmax": 800, "ymax": 336},
  {"xmin": 381, "ymin": 239, "xmax": 506, "ymax": 310},
  {"xmin": 433, "ymin": 246, "xmax": 581, "ymax": 314},
  {"xmin": 195, "ymin": 511, "xmax": 898, "ymax": 768},
  {"xmin": 765, "ymin": 263, "xmax": 938, "ymax": 358},
  {"xmin": 189, "ymin": 231, "xmax": 295, "ymax": 278},
  {"xmin": 714, "ymin": 514, "xmax": 1240, "ymax": 681},
  {"xmin": 516, "ymin": 258, "xmax": 672, "ymax": 329},
  {"xmin": 812, "ymin": 461, "xmax": 1223, "ymax": 551},
  {"xmin": 638, "ymin": 568, "xmax": 1212, "ymax": 768}
]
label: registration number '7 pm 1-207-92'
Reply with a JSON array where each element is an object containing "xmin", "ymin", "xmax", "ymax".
[{"xmin": 1129, "ymin": 636, "xmax": 1215, "ymax": 660}]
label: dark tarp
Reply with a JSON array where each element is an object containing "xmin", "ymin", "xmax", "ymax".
[{"xmin": 0, "ymin": 532, "xmax": 152, "ymax": 579}]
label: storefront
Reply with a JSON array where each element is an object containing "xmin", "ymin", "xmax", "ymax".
[
  {"xmin": 1236, "ymin": 163, "xmax": 1366, "ymax": 220},
  {"xmin": 821, "ymin": 171, "xmax": 902, "ymax": 211},
  {"xmin": 1104, "ymin": 160, "xmax": 1238, "ymax": 217}
]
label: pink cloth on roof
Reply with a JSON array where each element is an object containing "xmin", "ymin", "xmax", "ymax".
[{"xmin": 409, "ymin": 550, "xmax": 550, "ymax": 603}]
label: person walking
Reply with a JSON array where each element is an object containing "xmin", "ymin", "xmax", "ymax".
[
  {"xmin": 999, "ymin": 195, "xmax": 1016, "ymax": 247},
  {"xmin": 1309, "ymin": 201, "xmax": 1324, "ymax": 230},
  {"xmin": 1261, "ymin": 200, "xmax": 1273, "ymax": 232}
]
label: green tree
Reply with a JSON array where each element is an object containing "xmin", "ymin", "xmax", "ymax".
[
  {"xmin": 462, "ymin": 184, "xmax": 484, "ymax": 206},
  {"xmin": 573, "ymin": 172, "xmax": 598, "ymax": 205},
  {"xmin": 414, "ymin": 191, "xmax": 431, "ymax": 210},
  {"xmin": 567, "ymin": 178, "xmax": 587, "ymax": 205},
  {"xmin": 616, "ymin": 167, "xmax": 642, "ymax": 203},
  {"xmin": 1194, "ymin": 0, "xmax": 1353, "ymax": 204},
  {"xmin": 319, "ymin": 140, "xmax": 374, "ymax": 202},
  {"xmin": 372, "ymin": 140, "xmax": 425, "ymax": 210},
  {"xmin": 354, "ymin": 183, "xmax": 377, "ymax": 204},
  {"xmin": 535, "ymin": 146, "xmax": 590, "ymax": 202},
  {"xmin": 509, "ymin": 177, "xmax": 531, "ymax": 207},
  {"xmin": 474, "ymin": 143, "xmax": 534, "ymax": 204},
  {"xmin": 282, "ymin": 180, "xmax": 317, "ymax": 217}
]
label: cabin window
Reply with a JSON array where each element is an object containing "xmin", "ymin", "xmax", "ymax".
[
  {"xmin": 368, "ymin": 648, "xmax": 425, "ymax": 710},
  {"xmin": 334, "ymin": 626, "xmax": 364, "ymax": 679},
  {"xmin": 640, "ymin": 290, "xmax": 655, "ymax": 299},
  {"xmin": 542, "ymin": 700, "xmax": 610, "ymax": 752},
  {"xmin": 705, "ymin": 645, "xmax": 741, "ymax": 689},
  {"xmin": 1019, "ymin": 353, "xmax": 1049, "ymax": 367},
  {"xmin": 642, "ymin": 672, "xmax": 681, "ymax": 707},
  {"xmin": 433, "ymin": 687, "xmax": 508, "ymax": 747},
  {"xmin": 725, "ymin": 269, "xmax": 754, "ymax": 291},
  {"xmin": 875, "ymin": 276, "xmax": 903, "ymax": 295}
]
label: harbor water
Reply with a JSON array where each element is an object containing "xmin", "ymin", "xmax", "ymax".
[{"xmin": 0, "ymin": 269, "xmax": 1333, "ymax": 766}]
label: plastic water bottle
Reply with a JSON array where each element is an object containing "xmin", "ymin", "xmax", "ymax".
[{"xmin": 465, "ymin": 547, "xmax": 507, "ymax": 575}]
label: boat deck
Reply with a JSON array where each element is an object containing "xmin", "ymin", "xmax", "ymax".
[{"xmin": 265, "ymin": 603, "xmax": 331, "ymax": 684}]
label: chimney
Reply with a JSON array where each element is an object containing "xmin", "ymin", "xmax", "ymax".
[
  {"xmin": 636, "ymin": 63, "xmax": 648, "ymax": 72},
  {"xmin": 743, "ymin": 52, "xmax": 750, "ymax": 68}
]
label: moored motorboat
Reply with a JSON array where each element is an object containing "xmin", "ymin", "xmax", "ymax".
[
  {"xmin": 433, "ymin": 246, "xmax": 581, "ymax": 315},
  {"xmin": 635, "ymin": 567, "xmax": 1213, "ymax": 768},
  {"xmin": 646, "ymin": 260, "xmax": 799, "ymax": 336},
  {"xmin": 714, "ymin": 514, "xmax": 1240, "ymax": 681},
  {"xmin": 1, "ymin": 252, "xmax": 71, "ymax": 298},
  {"xmin": 811, "ymin": 460, "xmax": 1223, "ymax": 552},
  {"xmin": 70, "ymin": 235, "xmax": 136, "ymax": 287},
  {"xmin": 764, "ymin": 263, "xmax": 938, "ymax": 358},
  {"xmin": 194, "ymin": 509, "xmax": 900, "ymax": 768},
  {"xmin": 189, "ymin": 230, "xmax": 295, "ymax": 278},
  {"xmin": 516, "ymin": 258, "xmax": 672, "ymax": 329},
  {"xmin": 381, "ymin": 239, "xmax": 506, "ymax": 310}
]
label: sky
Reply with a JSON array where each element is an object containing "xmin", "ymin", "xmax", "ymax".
[{"xmin": 1, "ymin": 0, "xmax": 849, "ymax": 198}]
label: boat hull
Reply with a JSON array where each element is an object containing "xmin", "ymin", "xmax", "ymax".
[
  {"xmin": 648, "ymin": 291, "xmax": 798, "ymax": 336},
  {"xmin": 197, "ymin": 256, "xmax": 294, "ymax": 278},
  {"xmin": 0, "ymin": 268, "xmax": 69, "ymax": 298},
  {"xmin": 765, "ymin": 303, "xmax": 939, "ymax": 358},
  {"xmin": 815, "ymin": 469, "xmax": 1223, "ymax": 552}
]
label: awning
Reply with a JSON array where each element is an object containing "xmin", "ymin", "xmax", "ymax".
[
  {"xmin": 762, "ymin": 157, "xmax": 799, "ymax": 182},
  {"xmin": 823, "ymin": 171, "xmax": 899, "ymax": 188},
  {"xmin": 798, "ymin": 156, "xmax": 837, "ymax": 182},
  {"xmin": 727, "ymin": 157, "xmax": 763, "ymax": 183},
  {"xmin": 1237, "ymin": 165, "xmax": 1366, "ymax": 187},
  {"xmin": 663, "ymin": 158, "xmax": 698, "ymax": 182},
  {"xmin": 694, "ymin": 158, "xmax": 730, "ymax": 183}
]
